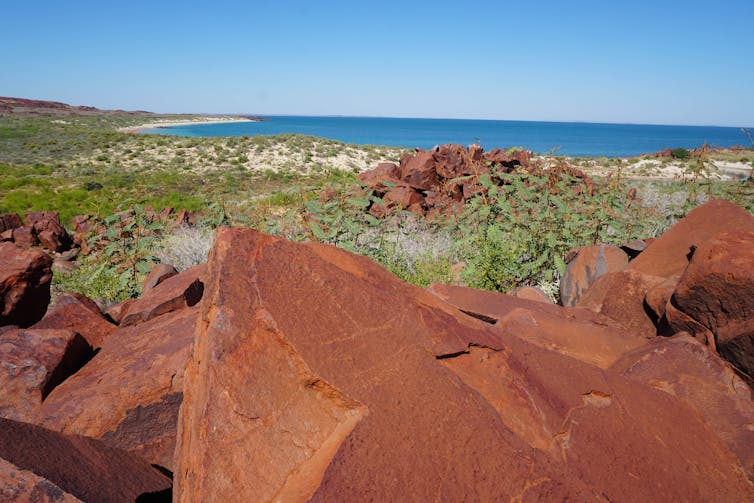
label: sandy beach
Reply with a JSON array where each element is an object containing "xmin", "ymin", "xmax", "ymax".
[{"xmin": 118, "ymin": 117, "xmax": 258, "ymax": 133}]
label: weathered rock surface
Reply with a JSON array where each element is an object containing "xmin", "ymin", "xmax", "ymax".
[
  {"xmin": 31, "ymin": 293, "xmax": 116, "ymax": 349},
  {"xmin": 0, "ymin": 214, "xmax": 23, "ymax": 233},
  {"xmin": 560, "ymin": 243, "xmax": 628, "ymax": 307},
  {"xmin": 628, "ymin": 199, "xmax": 754, "ymax": 278},
  {"xmin": 428, "ymin": 283, "xmax": 646, "ymax": 368},
  {"xmin": 577, "ymin": 269, "xmax": 664, "ymax": 338},
  {"xmin": 0, "ymin": 329, "xmax": 92, "ymax": 421},
  {"xmin": 509, "ymin": 285, "xmax": 553, "ymax": 304},
  {"xmin": 0, "ymin": 457, "xmax": 82, "ymax": 503},
  {"xmin": 120, "ymin": 264, "xmax": 205, "ymax": 327},
  {"xmin": 0, "ymin": 418, "xmax": 171, "ymax": 502},
  {"xmin": 672, "ymin": 229, "xmax": 754, "ymax": 384},
  {"xmin": 0, "ymin": 242, "xmax": 52, "ymax": 327},
  {"xmin": 612, "ymin": 334, "xmax": 754, "ymax": 478},
  {"xmin": 142, "ymin": 263, "xmax": 178, "ymax": 294},
  {"xmin": 174, "ymin": 228, "xmax": 753, "ymax": 502},
  {"xmin": 36, "ymin": 307, "xmax": 197, "ymax": 470}
]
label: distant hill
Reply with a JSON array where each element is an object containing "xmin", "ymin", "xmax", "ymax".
[{"xmin": 0, "ymin": 97, "xmax": 153, "ymax": 116}]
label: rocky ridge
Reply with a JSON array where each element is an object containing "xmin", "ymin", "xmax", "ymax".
[{"xmin": 0, "ymin": 199, "xmax": 753, "ymax": 501}]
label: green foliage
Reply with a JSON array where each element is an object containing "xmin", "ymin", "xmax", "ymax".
[{"xmin": 670, "ymin": 147, "xmax": 690, "ymax": 159}]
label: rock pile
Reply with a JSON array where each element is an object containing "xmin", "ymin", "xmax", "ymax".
[{"xmin": 1, "ymin": 199, "xmax": 753, "ymax": 501}]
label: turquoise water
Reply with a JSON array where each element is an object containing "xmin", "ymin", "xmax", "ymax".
[{"xmin": 144, "ymin": 116, "xmax": 752, "ymax": 158}]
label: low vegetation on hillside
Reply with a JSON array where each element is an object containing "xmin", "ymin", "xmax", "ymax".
[{"xmin": 1, "ymin": 110, "xmax": 753, "ymax": 303}]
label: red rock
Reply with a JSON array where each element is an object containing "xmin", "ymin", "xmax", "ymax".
[
  {"xmin": 398, "ymin": 150, "xmax": 438, "ymax": 190},
  {"xmin": 659, "ymin": 301, "xmax": 715, "ymax": 345},
  {"xmin": 105, "ymin": 299, "xmax": 136, "ymax": 325},
  {"xmin": 120, "ymin": 263, "xmax": 205, "ymax": 327},
  {"xmin": 172, "ymin": 230, "xmax": 754, "ymax": 501},
  {"xmin": 31, "ymin": 293, "xmax": 116, "ymax": 349},
  {"xmin": 0, "ymin": 418, "xmax": 171, "ymax": 502},
  {"xmin": 72, "ymin": 214, "xmax": 93, "ymax": 234},
  {"xmin": 509, "ymin": 285, "xmax": 553, "ymax": 304},
  {"xmin": 428, "ymin": 283, "xmax": 645, "ymax": 369},
  {"xmin": 0, "ymin": 229, "xmax": 12, "ymax": 242},
  {"xmin": 0, "ymin": 329, "xmax": 92, "ymax": 421},
  {"xmin": 32, "ymin": 218, "xmax": 71, "ymax": 253},
  {"xmin": 24, "ymin": 211, "xmax": 61, "ymax": 226},
  {"xmin": 175, "ymin": 209, "xmax": 190, "ymax": 227},
  {"xmin": 357, "ymin": 162, "xmax": 400, "ymax": 187},
  {"xmin": 381, "ymin": 183, "xmax": 424, "ymax": 211},
  {"xmin": 560, "ymin": 244, "xmax": 628, "ymax": 307},
  {"xmin": 0, "ymin": 213, "xmax": 23, "ymax": 233},
  {"xmin": 643, "ymin": 275, "xmax": 681, "ymax": 323},
  {"xmin": 36, "ymin": 307, "xmax": 197, "ymax": 470},
  {"xmin": 11, "ymin": 226, "xmax": 37, "ymax": 248},
  {"xmin": 620, "ymin": 238, "xmax": 649, "ymax": 258},
  {"xmin": 141, "ymin": 263, "xmax": 178, "ymax": 294},
  {"xmin": 577, "ymin": 269, "xmax": 664, "ymax": 338},
  {"xmin": 0, "ymin": 456, "xmax": 82, "ymax": 502},
  {"xmin": 612, "ymin": 334, "xmax": 754, "ymax": 478},
  {"xmin": 672, "ymin": 229, "xmax": 754, "ymax": 384},
  {"xmin": 0, "ymin": 242, "xmax": 52, "ymax": 327},
  {"xmin": 628, "ymin": 199, "xmax": 754, "ymax": 279}
]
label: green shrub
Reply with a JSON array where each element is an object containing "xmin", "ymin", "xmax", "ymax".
[{"xmin": 670, "ymin": 147, "xmax": 690, "ymax": 159}]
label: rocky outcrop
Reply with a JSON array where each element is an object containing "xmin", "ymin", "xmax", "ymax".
[
  {"xmin": 0, "ymin": 329, "xmax": 92, "ymax": 421},
  {"xmin": 31, "ymin": 293, "xmax": 116, "ymax": 349},
  {"xmin": 0, "ymin": 242, "xmax": 52, "ymax": 327},
  {"xmin": 36, "ymin": 307, "xmax": 197, "ymax": 470},
  {"xmin": 0, "ymin": 418, "xmax": 171, "ymax": 502},
  {"xmin": 119, "ymin": 264, "xmax": 204, "ymax": 327},
  {"xmin": 560, "ymin": 243, "xmax": 628, "ymax": 306},
  {"xmin": 173, "ymin": 228, "xmax": 754, "ymax": 502}
]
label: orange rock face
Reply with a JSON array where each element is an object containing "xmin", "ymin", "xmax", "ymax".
[
  {"xmin": 560, "ymin": 243, "xmax": 628, "ymax": 307},
  {"xmin": 628, "ymin": 199, "xmax": 754, "ymax": 278},
  {"xmin": 31, "ymin": 293, "xmax": 116, "ymax": 349},
  {"xmin": 0, "ymin": 456, "xmax": 82, "ymax": 502},
  {"xmin": 672, "ymin": 229, "xmax": 754, "ymax": 384},
  {"xmin": 0, "ymin": 418, "xmax": 171, "ymax": 502},
  {"xmin": 174, "ymin": 228, "xmax": 754, "ymax": 502},
  {"xmin": 0, "ymin": 242, "xmax": 52, "ymax": 327},
  {"xmin": 36, "ymin": 307, "xmax": 197, "ymax": 470},
  {"xmin": 0, "ymin": 329, "xmax": 92, "ymax": 422},
  {"xmin": 119, "ymin": 264, "xmax": 205, "ymax": 327}
]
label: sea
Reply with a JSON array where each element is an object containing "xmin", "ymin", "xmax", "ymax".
[{"xmin": 143, "ymin": 116, "xmax": 752, "ymax": 158}]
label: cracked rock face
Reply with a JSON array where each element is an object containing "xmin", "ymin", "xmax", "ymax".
[
  {"xmin": 35, "ymin": 307, "xmax": 197, "ymax": 471},
  {"xmin": 174, "ymin": 228, "xmax": 754, "ymax": 502}
]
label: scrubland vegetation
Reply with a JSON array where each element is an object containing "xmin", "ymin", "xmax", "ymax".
[{"xmin": 1, "ymin": 113, "xmax": 752, "ymax": 303}]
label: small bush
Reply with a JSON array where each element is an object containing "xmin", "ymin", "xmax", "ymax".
[{"xmin": 670, "ymin": 147, "xmax": 690, "ymax": 159}]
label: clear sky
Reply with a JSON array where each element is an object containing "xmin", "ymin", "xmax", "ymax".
[{"xmin": 2, "ymin": 0, "xmax": 753, "ymax": 126}]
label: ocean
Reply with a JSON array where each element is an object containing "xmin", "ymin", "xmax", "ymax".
[{"xmin": 143, "ymin": 116, "xmax": 751, "ymax": 158}]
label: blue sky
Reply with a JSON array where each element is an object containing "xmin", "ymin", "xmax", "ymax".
[{"xmin": 2, "ymin": 0, "xmax": 753, "ymax": 126}]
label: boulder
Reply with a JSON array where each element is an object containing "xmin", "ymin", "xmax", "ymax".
[
  {"xmin": 31, "ymin": 218, "xmax": 71, "ymax": 253},
  {"xmin": 105, "ymin": 298, "xmax": 136, "ymax": 325},
  {"xmin": 173, "ymin": 229, "xmax": 754, "ymax": 501},
  {"xmin": 428, "ymin": 283, "xmax": 645, "ymax": 368},
  {"xmin": 10, "ymin": 226, "xmax": 37, "ymax": 248},
  {"xmin": 0, "ymin": 329, "xmax": 93, "ymax": 421},
  {"xmin": 643, "ymin": 275, "xmax": 681, "ymax": 323},
  {"xmin": 381, "ymin": 183, "xmax": 424, "ymax": 211},
  {"xmin": 0, "ymin": 213, "xmax": 23, "ymax": 233},
  {"xmin": 36, "ymin": 307, "xmax": 197, "ymax": 470},
  {"xmin": 509, "ymin": 285, "xmax": 553, "ymax": 304},
  {"xmin": 357, "ymin": 162, "xmax": 400, "ymax": 187},
  {"xmin": 141, "ymin": 263, "xmax": 178, "ymax": 294},
  {"xmin": 577, "ymin": 269, "xmax": 664, "ymax": 338},
  {"xmin": 31, "ymin": 293, "xmax": 116, "ymax": 349},
  {"xmin": 612, "ymin": 334, "xmax": 754, "ymax": 478},
  {"xmin": 398, "ymin": 150, "xmax": 437, "ymax": 190},
  {"xmin": 0, "ymin": 418, "xmax": 171, "ymax": 502},
  {"xmin": 119, "ymin": 264, "xmax": 205, "ymax": 327},
  {"xmin": 671, "ymin": 229, "xmax": 754, "ymax": 385},
  {"xmin": 560, "ymin": 244, "xmax": 628, "ymax": 307},
  {"xmin": 0, "ymin": 243, "xmax": 53, "ymax": 327},
  {"xmin": 628, "ymin": 199, "xmax": 754, "ymax": 279},
  {"xmin": 0, "ymin": 456, "xmax": 82, "ymax": 502}
]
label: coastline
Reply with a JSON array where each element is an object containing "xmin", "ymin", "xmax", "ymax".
[{"xmin": 118, "ymin": 117, "xmax": 258, "ymax": 134}]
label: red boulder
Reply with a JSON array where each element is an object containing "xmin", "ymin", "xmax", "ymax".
[{"xmin": 0, "ymin": 242, "xmax": 52, "ymax": 327}]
